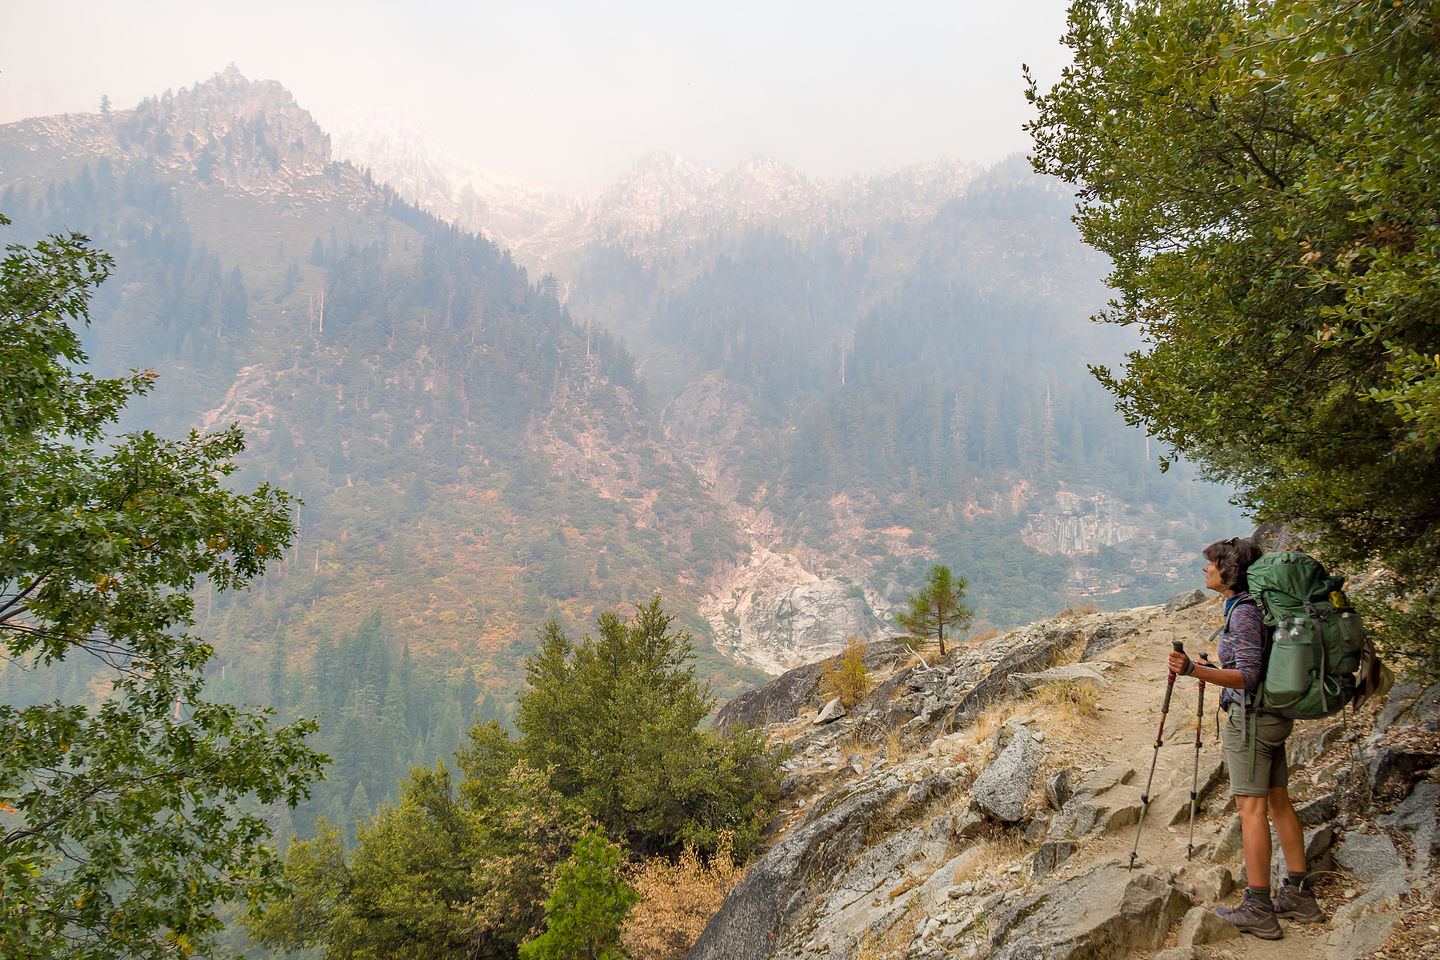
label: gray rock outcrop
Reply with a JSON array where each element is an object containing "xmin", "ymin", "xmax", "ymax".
[
  {"xmin": 1048, "ymin": 763, "xmax": 1139, "ymax": 840},
  {"xmin": 1082, "ymin": 618, "xmax": 1139, "ymax": 660},
  {"xmin": 973, "ymin": 726, "xmax": 1041, "ymax": 823},
  {"xmin": 988, "ymin": 861, "xmax": 1191, "ymax": 960},
  {"xmin": 1176, "ymin": 905, "xmax": 1240, "ymax": 947},
  {"xmin": 688, "ymin": 605, "xmax": 1438, "ymax": 960},
  {"xmin": 1378, "ymin": 781, "xmax": 1440, "ymax": 875},
  {"xmin": 735, "ymin": 579, "xmax": 885, "ymax": 672},
  {"xmin": 1332, "ymin": 832, "xmax": 1405, "ymax": 879},
  {"xmin": 686, "ymin": 779, "xmax": 907, "ymax": 960},
  {"xmin": 1164, "ymin": 588, "xmax": 1208, "ymax": 613},
  {"xmin": 714, "ymin": 639, "xmax": 910, "ymax": 731},
  {"xmin": 1006, "ymin": 662, "xmax": 1109, "ymax": 696},
  {"xmin": 949, "ymin": 624, "xmax": 1082, "ymax": 723}
]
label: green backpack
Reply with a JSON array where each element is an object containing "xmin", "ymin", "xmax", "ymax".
[{"xmin": 1246, "ymin": 551, "xmax": 1367, "ymax": 719}]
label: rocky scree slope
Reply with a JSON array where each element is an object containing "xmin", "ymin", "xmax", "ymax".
[{"xmin": 693, "ymin": 592, "xmax": 1440, "ymax": 960}]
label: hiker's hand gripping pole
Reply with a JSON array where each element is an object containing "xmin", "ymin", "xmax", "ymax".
[
  {"xmin": 1129, "ymin": 640, "xmax": 1184, "ymax": 871},
  {"xmin": 1186, "ymin": 653, "xmax": 1211, "ymax": 860}
]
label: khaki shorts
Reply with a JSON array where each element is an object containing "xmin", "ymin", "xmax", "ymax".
[{"xmin": 1222, "ymin": 704, "xmax": 1294, "ymax": 797}]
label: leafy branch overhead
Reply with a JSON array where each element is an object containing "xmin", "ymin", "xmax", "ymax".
[
  {"xmin": 0, "ymin": 217, "xmax": 326, "ymax": 960},
  {"xmin": 1026, "ymin": 0, "xmax": 1440, "ymax": 666}
]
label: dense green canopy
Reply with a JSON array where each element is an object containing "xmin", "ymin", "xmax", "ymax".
[
  {"xmin": 0, "ymin": 219, "xmax": 325, "ymax": 958},
  {"xmin": 1027, "ymin": 0, "xmax": 1440, "ymax": 664},
  {"xmin": 249, "ymin": 599, "xmax": 779, "ymax": 958}
]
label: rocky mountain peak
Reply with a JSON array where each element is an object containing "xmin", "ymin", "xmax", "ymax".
[
  {"xmin": 0, "ymin": 67, "xmax": 335, "ymax": 199},
  {"xmin": 131, "ymin": 66, "xmax": 332, "ymax": 192},
  {"xmin": 720, "ymin": 154, "xmax": 816, "ymax": 216},
  {"xmin": 586, "ymin": 150, "xmax": 722, "ymax": 235}
]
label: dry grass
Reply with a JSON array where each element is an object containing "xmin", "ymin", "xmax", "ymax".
[
  {"xmin": 950, "ymin": 835, "xmax": 1029, "ymax": 887},
  {"xmin": 1029, "ymin": 678, "xmax": 1100, "ymax": 737},
  {"xmin": 1048, "ymin": 639, "xmax": 1086, "ymax": 668},
  {"xmin": 881, "ymin": 721, "xmax": 908, "ymax": 761},
  {"xmin": 960, "ymin": 700, "xmax": 1021, "ymax": 755},
  {"xmin": 1057, "ymin": 603, "xmax": 1100, "ymax": 620},
  {"xmin": 853, "ymin": 896, "xmax": 921, "ymax": 960},
  {"xmin": 969, "ymin": 628, "xmax": 1001, "ymax": 645},
  {"xmin": 622, "ymin": 835, "xmax": 744, "ymax": 960},
  {"xmin": 846, "ymin": 723, "xmax": 890, "ymax": 764}
]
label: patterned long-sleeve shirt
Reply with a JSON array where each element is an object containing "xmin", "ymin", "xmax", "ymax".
[{"xmin": 1217, "ymin": 590, "xmax": 1265, "ymax": 710}]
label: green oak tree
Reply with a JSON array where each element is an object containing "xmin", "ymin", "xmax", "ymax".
[
  {"xmin": 0, "ymin": 219, "xmax": 325, "ymax": 959},
  {"xmin": 897, "ymin": 564, "xmax": 974, "ymax": 658},
  {"xmin": 1026, "ymin": 0, "xmax": 1440, "ymax": 666}
]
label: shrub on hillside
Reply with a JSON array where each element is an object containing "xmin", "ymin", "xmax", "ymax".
[
  {"xmin": 819, "ymin": 635, "xmax": 872, "ymax": 709},
  {"xmin": 622, "ymin": 833, "xmax": 744, "ymax": 960}
]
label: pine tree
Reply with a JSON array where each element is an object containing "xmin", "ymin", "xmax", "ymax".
[
  {"xmin": 897, "ymin": 564, "xmax": 974, "ymax": 658},
  {"xmin": 519, "ymin": 830, "xmax": 638, "ymax": 960}
]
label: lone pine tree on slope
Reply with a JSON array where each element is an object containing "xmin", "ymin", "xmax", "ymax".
[{"xmin": 898, "ymin": 564, "xmax": 974, "ymax": 658}]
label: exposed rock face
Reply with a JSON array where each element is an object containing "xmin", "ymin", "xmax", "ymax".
[
  {"xmin": 659, "ymin": 375, "xmax": 765, "ymax": 500},
  {"xmin": 728, "ymin": 577, "xmax": 886, "ymax": 674},
  {"xmin": 699, "ymin": 539, "xmax": 894, "ymax": 675},
  {"xmin": 1005, "ymin": 662, "xmax": 1109, "ymax": 696},
  {"xmin": 688, "ymin": 601, "xmax": 1439, "ymax": 960},
  {"xmin": 1176, "ymin": 904, "xmax": 1240, "ymax": 947},
  {"xmin": 1378, "ymin": 781, "xmax": 1440, "ymax": 875},
  {"xmin": 1023, "ymin": 489, "xmax": 1141, "ymax": 554},
  {"xmin": 1333, "ymin": 832, "xmax": 1405, "ymax": 879},
  {"xmin": 1162, "ymin": 588, "xmax": 1207, "ymax": 612},
  {"xmin": 686, "ymin": 779, "xmax": 909, "ymax": 960},
  {"xmin": 988, "ymin": 861, "xmax": 1191, "ymax": 960},
  {"xmin": 1047, "ymin": 763, "xmax": 1140, "ymax": 840},
  {"xmin": 948, "ymin": 621, "xmax": 1084, "ymax": 723},
  {"xmin": 0, "ymin": 66, "xmax": 362, "ymax": 208},
  {"xmin": 713, "ymin": 639, "xmax": 911, "ymax": 731}
]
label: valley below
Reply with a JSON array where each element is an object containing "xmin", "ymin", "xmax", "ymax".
[{"xmin": 0, "ymin": 66, "xmax": 1246, "ymax": 927}]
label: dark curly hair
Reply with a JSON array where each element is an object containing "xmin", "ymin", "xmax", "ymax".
[{"xmin": 1203, "ymin": 537, "xmax": 1264, "ymax": 593}]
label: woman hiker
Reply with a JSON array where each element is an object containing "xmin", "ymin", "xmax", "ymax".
[{"xmin": 1167, "ymin": 537, "xmax": 1324, "ymax": 939}]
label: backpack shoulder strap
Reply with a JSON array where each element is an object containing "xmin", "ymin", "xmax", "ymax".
[{"xmin": 1225, "ymin": 595, "xmax": 1270, "ymax": 716}]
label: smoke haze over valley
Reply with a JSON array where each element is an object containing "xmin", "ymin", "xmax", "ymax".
[
  {"xmin": 1, "ymin": 0, "xmax": 1078, "ymax": 186},
  {"xmin": 0, "ymin": 19, "xmax": 1246, "ymax": 949}
]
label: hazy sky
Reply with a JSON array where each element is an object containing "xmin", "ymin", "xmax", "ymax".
[{"xmin": 1, "ymin": 0, "xmax": 1076, "ymax": 187}]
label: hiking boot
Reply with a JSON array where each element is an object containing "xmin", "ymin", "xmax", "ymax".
[
  {"xmin": 1216, "ymin": 890, "xmax": 1284, "ymax": 939},
  {"xmin": 1274, "ymin": 883, "xmax": 1324, "ymax": 923}
]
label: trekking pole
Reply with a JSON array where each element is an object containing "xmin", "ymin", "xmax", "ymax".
[
  {"xmin": 1186, "ymin": 653, "xmax": 1211, "ymax": 860},
  {"xmin": 1129, "ymin": 640, "xmax": 1184, "ymax": 871}
]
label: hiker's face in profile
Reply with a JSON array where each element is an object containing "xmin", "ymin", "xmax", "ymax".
[{"xmin": 1203, "ymin": 559, "xmax": 1226, "ymax": 594}]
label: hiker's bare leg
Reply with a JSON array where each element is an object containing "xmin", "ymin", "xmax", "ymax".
[
  {"xmin": 1268, "ymin": 786, "xmax": 1307, "ymax": 874},
  {"xmin": 1238, "ymin": 794, "xmax": 1273, "ymax": 887}
]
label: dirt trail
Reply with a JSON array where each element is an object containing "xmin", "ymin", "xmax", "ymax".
[{"xmin": 1071, "ymin": 596, "xmax": 1372, "ymax": 960}]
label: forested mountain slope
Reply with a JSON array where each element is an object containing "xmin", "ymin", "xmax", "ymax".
[
  {"xmin": 531, "ymin": 156, "xmax": 1246, "ymax": 659},
  {"xmin": 0, "ymin": 65, "xmax": 1245, "ymax": 837},
  {"xmin": 0, "ymin": 68, "xmax": 766, "ymax": 838},
  {"xmin": 330, "ymin": 99, "xmax": 1248, "ymax": 653}
]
